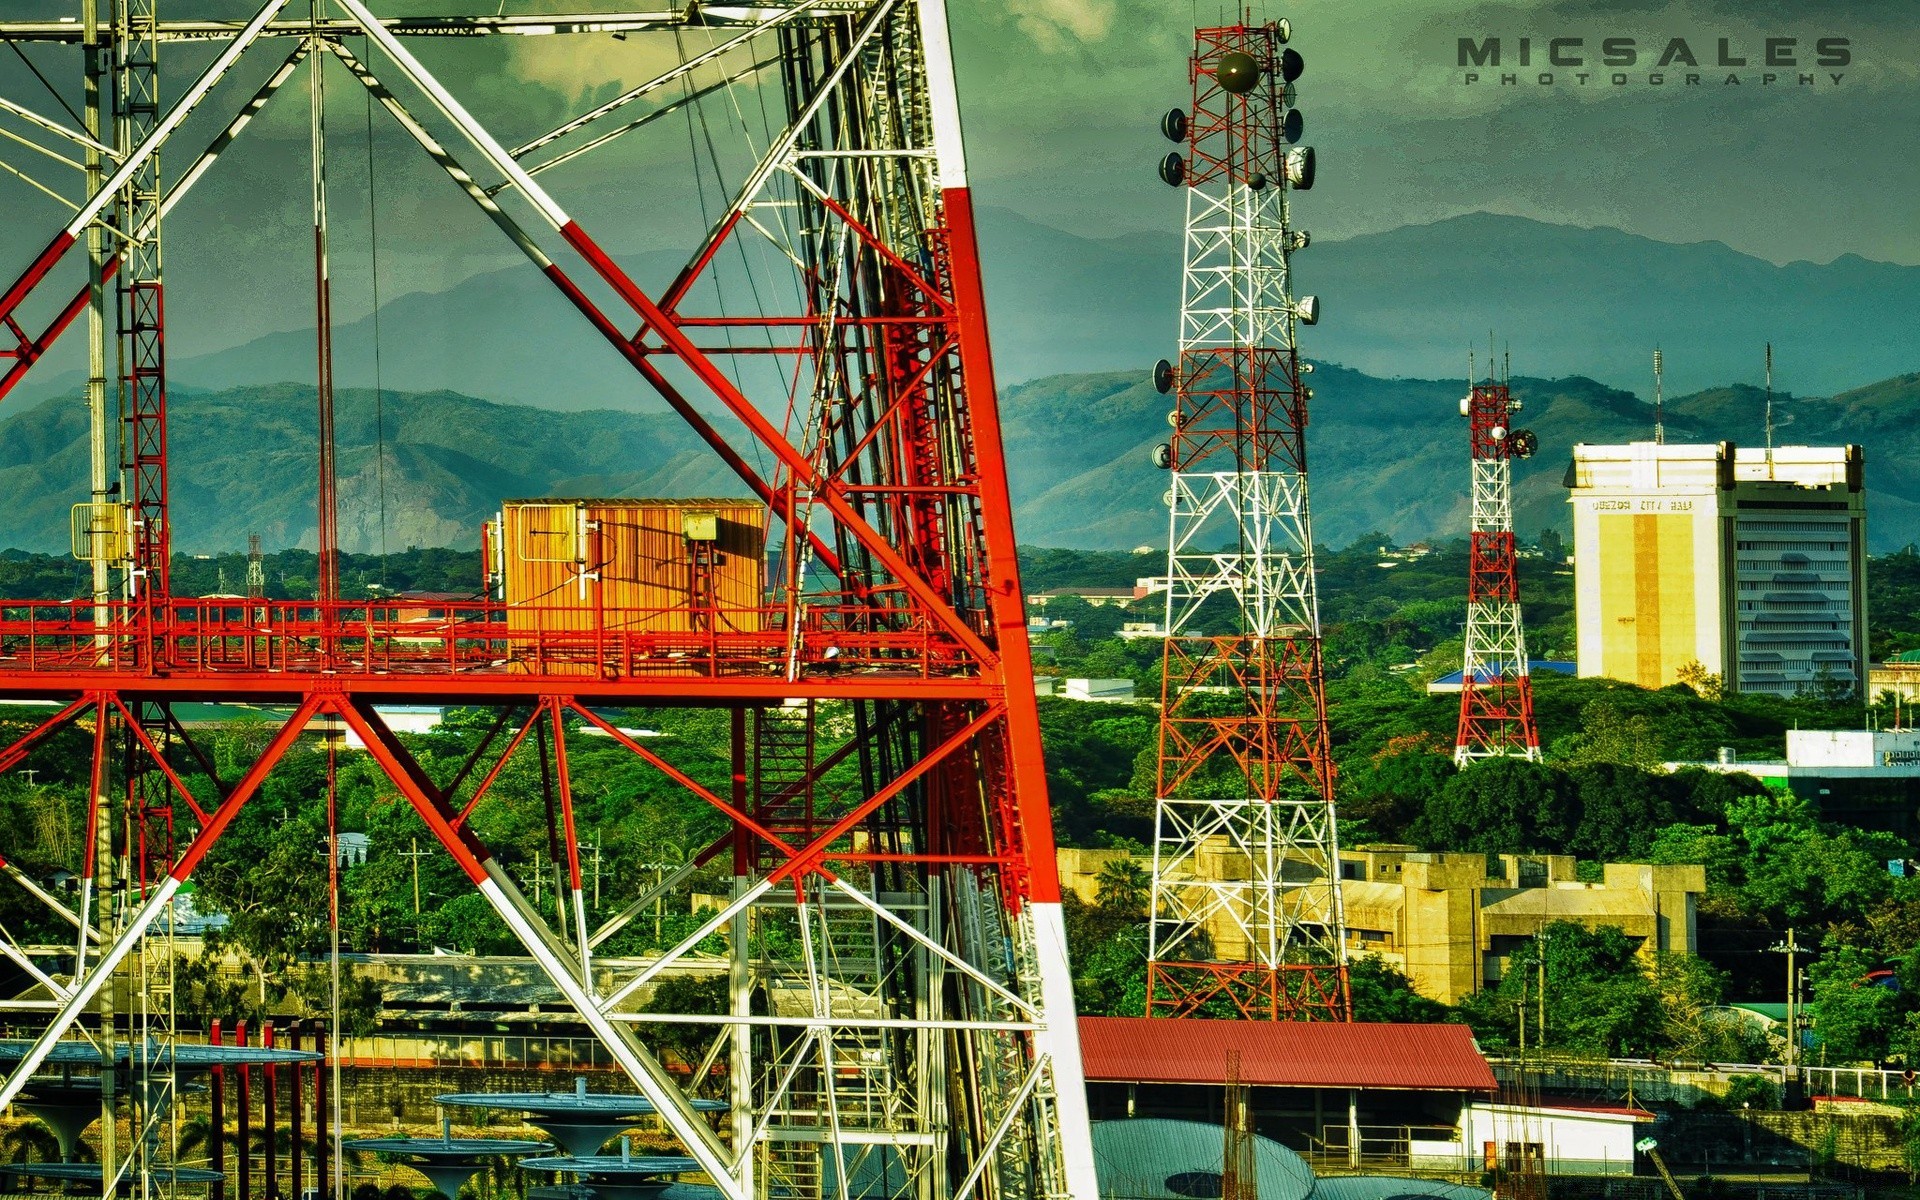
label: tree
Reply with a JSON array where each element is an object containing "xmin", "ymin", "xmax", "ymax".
[
  {"xmin": 1094, "ymin": 858, "xmax": 1150, "ymax": 913},
  {"xmin": 1567, "ymin": 763, "xmax": 1681, "ymax": 860},
  {"xmin": 1675, "ymin": 659, "xmax": 1725, "ymax": 701},
  {"xmin": 1346, "ymin": 955, "xmax": 1451, "ymax": 1024},
  {"xmin": 1555, "ymin": 701, "xmax": 1664, "ymax": 768},
  {"xmin": 1457, "ymin": 922, "xmax": 1667, "ymax": 1058},
  {"xmin": 1806, "ymin": 944, "xmax": 1916, "ymax": 1064},
  {"xmin": 635, "ymin": 974, "xmax": 729, "ymax": 1068},
  {"xmin": 1345, "ymin": 735, "xmax": 1456, "ymax": 844},
  {"xmin": 1411, "ymin": 757, "xmax": 1577, "ymax": 853},
  {"xmin": 1060, "ymin": 893, "xmax": 1148, "ymax": 1016}
]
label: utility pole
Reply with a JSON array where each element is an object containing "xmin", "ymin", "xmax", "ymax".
[
  {"xmin": 1537, "ymin": 936, "xmax": 1547, "ymax": 1051},
  {"xmin": 1517, "ymin": 973, "xmax": 1527, "ymax": 1054},
  {"xmin": 1769, "ymin": 927, "xmax": 1802, "ymax": 1073},
  {"xmin": 401, "ymin": 837, "xmax": 433, "ymax": 915}
]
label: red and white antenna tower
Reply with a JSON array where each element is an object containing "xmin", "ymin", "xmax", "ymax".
[
  {"xmin": 1144, "ymin": 18, "xmax": 1350, "ymax": 1021},
  {"xmin": 1454, "ymin": 359, "xmax": 1542, "ymax": 765},
  {"xmin": 0, "ymin": 3, "xmax": 1097, "ymax": 1196}
]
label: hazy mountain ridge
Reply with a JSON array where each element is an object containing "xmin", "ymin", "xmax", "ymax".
[
  {"xmin": 23, "ymin": 210, "xmax": 1899, "ymax": 410},
  {"xmin": 2, "ymin": 368, "xmax": 1914, "ymax": 556}
]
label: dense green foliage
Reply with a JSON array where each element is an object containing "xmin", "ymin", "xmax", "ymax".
[
  {"xmin": 1022, "ymin": 540, "xmax": 1920, "ymax": 1063},
  {"xmin": 3, "ymin": 534, "xmax": 1916, "ymax": 1063}
]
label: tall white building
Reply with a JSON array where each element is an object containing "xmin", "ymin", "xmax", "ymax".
[{"xmin": 1569, "ymin": 442, "xmax": 1866, "ymax": 697}]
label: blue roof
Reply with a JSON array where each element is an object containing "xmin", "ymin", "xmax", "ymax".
[
  {"xmin": 1092, "ymin": 1119, "xmax": 1314, "ymax": 1200},
  {"xmin": 1312, "ymin": 1180, "xmax": 1491, "ymax": 1200},
  {"xmin": 1429, "ymin": 660, "xmax": 1576, "ymax": 688}
]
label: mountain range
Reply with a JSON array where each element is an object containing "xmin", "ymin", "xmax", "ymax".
[
  {"xmin": 12, "ymin": 210, "xmax": 1910, "ymax": 410},
  {"xmin": 3, "ymin": 367, "xmax": 1914, "ymax": 556}
]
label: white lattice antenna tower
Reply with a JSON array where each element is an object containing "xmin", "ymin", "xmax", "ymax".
[{"xmin": 1143, "ymin": 19, "xmax": 1349, "ymax": 1021}]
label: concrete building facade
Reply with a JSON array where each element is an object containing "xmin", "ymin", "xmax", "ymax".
[
  {"xmin": 1674, "ymin": 728, "xmax": 1920, "ymax": 841},
  {"xmin": 1058, "ymin": 846, "xmax": 1706, "ymax": 1006},
  {"xmin": 1568, "ymin": 441, "xmax": 1866, "ymax": 696}
]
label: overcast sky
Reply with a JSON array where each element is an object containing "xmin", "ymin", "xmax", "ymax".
[
  {"xmin": 950, "ymin": 0, "xmax": 1920, "ymax": 265},
  {"xmin": 0, "ymin": 0, "xmax": 1915, "ymax": 369}
]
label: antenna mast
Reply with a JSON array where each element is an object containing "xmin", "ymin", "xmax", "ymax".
[
  {"xmin": 1765, "ymin": 342, "xmax": 1775, "ymax": 478},
  {"xmin": 1455, "ymin": 355, "xmax": 1542, "ymax": 766},
  {"xmin": 1146, "ymin": 17, "xmax": 1350, "ymax": 1020},
  {"xmin": 1652, "ymin": 347, "xmax": 1664, "ymax": 444}
]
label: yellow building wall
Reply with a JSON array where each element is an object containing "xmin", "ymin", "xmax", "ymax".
[{"xmin": 1597, "ymin": 512, "xmax": 1698, "ymax": 688}]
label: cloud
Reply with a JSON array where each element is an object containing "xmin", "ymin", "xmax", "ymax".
[{"xmin": 1003, "ymin": 0, "xmax": 1122, "ymax": 52}]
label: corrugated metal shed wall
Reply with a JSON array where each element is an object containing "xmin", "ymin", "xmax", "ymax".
[{"xmin": 500, "ymin": 499, "xmax": 767, "ymax": 638}]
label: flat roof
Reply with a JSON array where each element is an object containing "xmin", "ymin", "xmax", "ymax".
[{"xmin": 1078, "ymin": 1017, "xmax": 1497, "ymax": 1093}]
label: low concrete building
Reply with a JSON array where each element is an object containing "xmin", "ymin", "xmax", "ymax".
[
  {"xmin": 1079, "ymin": 1016, "xmax": 1497, "ymax": 1171},
  {"xmin": 1672, "ymin": 728, "xmax": 1920, "ymax": 840},
  {"xmin": 1339, "ymin": 847, "xmax": 1706, "ymax": 1005},
  {"xmin": 1460, "ymin": 1100, "xmax": 1652, "ymax": 1176},
  {"xmin": 1059, "ymin": 847, "xmax": 1706, "ymax": 1006}
]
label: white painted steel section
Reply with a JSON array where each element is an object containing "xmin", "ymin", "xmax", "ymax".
[
  {"xmin": 329, "ymin": 0, "xmax": 570, "ymax": 228},
  {"xmin": 1027, "ymin": 900, "xmax": 1099, "ymax": 1199},
  {"xmin": 0, "ymin": 875, "xmax": 179, "ymax": 1112},
  {"xmin": 915, "ymin": 0, "xmax": 969, "ymax": 188},
  {"xmin": 57, "ymin": 0, "xmax": 292, "ymax": 241}
]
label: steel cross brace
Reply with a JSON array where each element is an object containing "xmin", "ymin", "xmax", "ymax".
[
  {"xmin": 334, "ymin": 698, "xmax": 743, "ymax": 1194},
  {"xmin": 0, "ymin": 39, "xmax": 312, "ymax": 406},
  {"xmin": 323, "ymin": 0, "xmax": 995, "ymax": 665},
  {"xmin": 0, "ymin": 692, "xmax": 323, "ymax": 1113}
]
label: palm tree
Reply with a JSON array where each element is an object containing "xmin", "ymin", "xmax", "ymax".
[
  {"xmin": 1094, "ymin": 858, "xmax": 1152, "ymax": 914},
  {"xmin": 1, "ymin": 1121, "xmax": 64, "ymax": 1194}
]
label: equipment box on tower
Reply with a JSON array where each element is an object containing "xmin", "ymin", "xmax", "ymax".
[{"xmin": 486, "ymin": 499, "xmax": 767, "ymax": 667}]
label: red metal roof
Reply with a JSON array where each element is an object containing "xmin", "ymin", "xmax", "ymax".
[{"xmin": 1078, "ymin": 1017, "xmax": 1497, "ymax": 1093}]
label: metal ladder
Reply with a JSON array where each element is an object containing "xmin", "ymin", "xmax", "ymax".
[{"xmin": 754, "ymin": 701, "xmax": 817, "ymax": 874}]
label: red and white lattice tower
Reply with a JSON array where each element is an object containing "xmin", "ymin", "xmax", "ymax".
[
  {"xmin": 1144, "ymin": 19, "xmax": 1350, "ymax": 1021},
  {"xmin": 0, "ymin": 3, "xmax": 1097, "ymax": 1197},
  {"xmin": 1454, "ymin": 372, "xmax": 1542, "ymax": 764}
]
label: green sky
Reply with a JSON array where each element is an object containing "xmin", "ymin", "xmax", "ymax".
[
  {"xmin": 0, "ymin": 0, "xmax": 1913, "ymax": 369},
  {"xmin": 950, "ymin": 0, "xmax": 1920, "ymax": 265}
]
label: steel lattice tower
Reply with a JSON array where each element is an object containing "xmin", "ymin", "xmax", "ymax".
[
  {"xmin": 0, "ymin": 4, "xmax": 1097, "ymax": 1198},
  {"xmin": 1454, "ymin": 376, "xmax": 1542, "ymax": 764},
  {"xmin": 1143, "ymin": 19, "xmax": 1350, "ymax": 1022}
]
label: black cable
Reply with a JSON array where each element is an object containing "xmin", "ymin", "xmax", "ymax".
[
  {"xmin": 1, "ymin": 32, "xmax": 86, "ymax": 133},
  {"xmin": 362, "ymin": 39, "xmax": 389, "ymax": 587}
]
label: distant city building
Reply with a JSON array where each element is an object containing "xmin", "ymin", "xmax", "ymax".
[
  {"xmin": 1869, "ymin": 651, "xmax": 1920, "ymax": 703},
  {"xmin": 1061, "ymin": 678, "xmax": 1136, "ymax": 703},
  {"xmin": 1426, "ymin": 659, "xmax": 1577, "ymax": 695},
  {"xmin": 1568, "ymin": 441, "xmax": 1866, "ymax": 696},
  {"xmin": 1058, "ymin": 846, "xmax": 1704, "ymax": 1006},
  {"xmin": 337, "ymin": 831, "xmax": 371, "ymax": 867},
  {"xmin": 1026, "ymin": 585, "xmax": 1151, "ymax": 609},
  {"xmin": 1672, "ymin": 728, "xmax": 1920, "ymax": 841}
]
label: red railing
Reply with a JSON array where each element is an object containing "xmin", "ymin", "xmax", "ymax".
[{"xmin": 0, "ymin": 596, "xmax": 982, "ymax": 683}]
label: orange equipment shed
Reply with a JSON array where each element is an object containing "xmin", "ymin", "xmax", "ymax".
[{"xmin": 489, "ymin": 500, "xmax": 768, "ymax": 645}]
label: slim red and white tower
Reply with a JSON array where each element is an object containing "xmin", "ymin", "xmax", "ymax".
[
  {"xmin": 1454, "ymin": 367, "xmax": 1542, "ymax": 764},
  {"xmin": 1144, "ymin": 18, "xmax": 1350, "ymax": 1021}
]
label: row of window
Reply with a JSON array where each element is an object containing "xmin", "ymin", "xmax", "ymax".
[
  {"xmin": 1736, "ymin": 541, "xmax": 1848, "ymax": 552},
  {"xmin": 1736, "ymin": 521, "xmax": 1854, "ymax": 534}
]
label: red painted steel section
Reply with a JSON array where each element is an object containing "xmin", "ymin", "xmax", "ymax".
[
  {"xmin": 169, "ymin": 696, "xmax": 323, "ymax": 882},
  {"xmin": 556, "ymin": 219, "xmax": 995, "ymax": 666},
  {"xmin": 0, "ymin": 230, "xmax": 78, "ymax": 322},
  {"xmin": 1149, "ymin": 22, "xmax": 1348, "ymax": 1019},
  {"xmin": 941, "ymin": 185, "xmax": 1061, "ymax": 905},
  {"xmin": 1456, "ymin": 382, "xmax": 1541, "ymax": 759}
]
